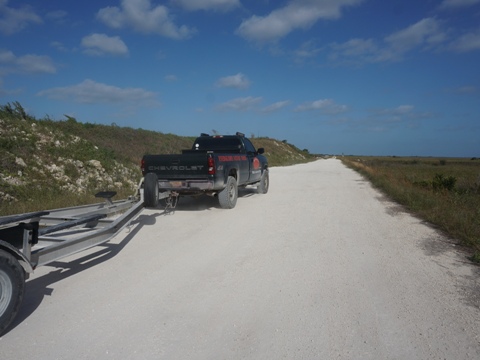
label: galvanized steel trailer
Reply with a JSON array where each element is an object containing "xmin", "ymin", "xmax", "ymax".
[{"xmin": 0, "ymin": 186, "xmax": 174, "ymax": 335}]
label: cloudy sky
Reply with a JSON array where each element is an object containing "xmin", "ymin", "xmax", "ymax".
[{"xmin": 1, "ymin": 0, "xmax": 479, "ymax": 156}]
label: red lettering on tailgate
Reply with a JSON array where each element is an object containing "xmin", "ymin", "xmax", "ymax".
[
  {"xmin": 218, "ymin": 155, "xmax": 234, "ymax": 162},
  {"xmin": 217, "ymin": 155, "xmax": 249, "ymax": 162}
]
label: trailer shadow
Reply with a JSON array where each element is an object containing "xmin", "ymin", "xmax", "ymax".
[{"xmin": 6, "ymin": 211, "xmax": 164, "ymax": 335}]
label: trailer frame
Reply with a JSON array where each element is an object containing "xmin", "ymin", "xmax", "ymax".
[{"xmin": 0, "ymin": 182, "xmax": 176, "ymax": 335}]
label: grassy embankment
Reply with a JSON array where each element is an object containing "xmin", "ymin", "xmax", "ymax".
[
  {"xmin": 0, "ymin": 102, "xmax": 314, "ymax": 216},
  {"xmin": 341, "ymin": 156, "xmax": 480, "ymax": 262}
]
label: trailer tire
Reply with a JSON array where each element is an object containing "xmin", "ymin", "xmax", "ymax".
[
  {"xmin": 218, "ymin": 176, "xmax": 238, "ymax": 209},
  {"xmin": 0, "ymin": 250, "xmax": 25, "ymax": 335},
  {"xmin": 144, "ymin": 173, "xmax": 159, "ymax": 208},
  {"xmin": 257, "ymin": 169, "xmax": 269, "ymax": 194}
]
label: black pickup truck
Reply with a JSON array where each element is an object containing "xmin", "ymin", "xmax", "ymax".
[{"xmin": 141, "ymin": 132, "xmax": 269, "ymax": 209}]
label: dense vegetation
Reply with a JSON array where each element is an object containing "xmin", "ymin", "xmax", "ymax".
[
  {"xmin": 342, "ymin": 156, "xmax": 480, "ymax": 262},
  {"xmin": 0, "ymin": 102, "xmax": 315, "ymax": 215}
]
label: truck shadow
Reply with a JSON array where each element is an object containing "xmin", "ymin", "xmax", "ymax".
[
  {"xmin": 167, "ymin": 187, "xmax": 258, "ymax": 212},
  {"xmin": 5, "ymin": 211, "xmax": 164, "ymax": 335}
]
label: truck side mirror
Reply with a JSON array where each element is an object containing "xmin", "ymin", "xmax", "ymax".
[{"xmin": 257, "ymin": 148, "xmax": 264, "ymax": 154}]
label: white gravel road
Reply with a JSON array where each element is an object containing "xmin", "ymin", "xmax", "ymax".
[{"xmin": 1, "ymin": 159, "xmax": 479, "ymax": 359}]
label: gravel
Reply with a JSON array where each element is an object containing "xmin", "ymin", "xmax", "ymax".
[{"xmin": 1, "ymin": 159, "xmax": 479, "ymax": 359}]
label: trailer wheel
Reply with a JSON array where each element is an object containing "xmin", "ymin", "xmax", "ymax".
[
  {"xmin": 0, "ymin": 250, "xmax": 25, "ymax": 335},
  {"xmin": 144, "ymin": 173, "xmax": 159, "ymax": 208},
  {"xmin": 218, "ymin": 176, "xmax": 238, "ymax": 209},
  {"xmin": 257, "ymin": 169, "xmax": 269, "ymax": 194}
]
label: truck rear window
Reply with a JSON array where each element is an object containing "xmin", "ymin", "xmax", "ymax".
[{"xmin": 192, "ymin": 137, "xmax": 242, "ymax": 151}]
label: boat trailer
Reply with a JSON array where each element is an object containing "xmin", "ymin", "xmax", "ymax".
[{"xmin": 0, "ymin": 184, "xmax": 176, "ymax": 335}]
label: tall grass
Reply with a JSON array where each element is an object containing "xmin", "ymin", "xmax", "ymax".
[{"xmin": 342, "ymin": 156, "xmax": 480, "ymax": 261}]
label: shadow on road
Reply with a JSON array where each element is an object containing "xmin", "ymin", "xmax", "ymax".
[
  {"xmin": 5, "ymin": 211, "xmax": 164, "ymax": 335},
  {"xmin": 158, "ymin": 186, "xmax": 259, "ymax": 212}
]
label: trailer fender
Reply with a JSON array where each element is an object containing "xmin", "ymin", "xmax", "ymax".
[{"xmin": 0, "ymin": 240, "xmax": 34, "ymax": 275}]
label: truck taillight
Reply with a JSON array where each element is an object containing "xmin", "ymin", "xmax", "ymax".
[
  {"xmin": 141, "ymin": 158, "xmax": 145, "ymax": 175},
  {"xmin": 208, "ymin": 156, "xmax": 215, "ymax": 175}
]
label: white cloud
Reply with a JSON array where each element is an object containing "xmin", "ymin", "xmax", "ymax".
[
  {"xmin": 156, "ymin": 50, "xmax": 167, "ymax": 60},
  {"xmin": 373, "ymin": 105, "xmax": 414, "ymax": 119},
  {"xmin": 328, "ymin": 18, "xmax": 451, "ymax": 64},
  {"xmin": 173, "ymin": 0, "xmax": 240, "ymax": 12},
  {"xmin": 81, "ymin": 33, "xmax": 129, "ymax": 56},
  {"xmin": 0, "ymin": 49, "xmax": 15, "ymax": 63},
  {"xmin": 392, "ymin": 105, "xmax": 414, "ymax": 114},
  {"xmin": 330, "ymin": 38, "xmax": 377, "ymax": 57},
  {"xmin": 384, "ymin": 18, "xmax": 446, "ymax": 54},
  {"xmin": 261, "ymin": 100, "xmax": 291, "ymax": 113},
  {"xmin": 295, "ymin": 99, "xmax": 348, "ymax": 114},
  {"xmin": 0, "ymin": 49, "xmax": 56, "ymax": 74},
  {"xmin": 438, "ymin": 0, "xmax": 480, "ymax": 9},
  {"xmin": 165, "ymin": 74, "xmax": 178, "ymax": 81},
  {"xmin": 37, "ymin": 79, "xmax": 159, "ymax": 106},
  {"xmin": 16, "ymin": 54, "xmax": 56, "ymax": 73},
  {"xmin": 368, "ymin": 105, "xmax": 434, "ymax": 127},
  {"xmin": 294, "ymin": 40, "xmax": 322, "ymax": 63},
  {"xmin": 216, "ymin": 96, "xmax": 262, "ymax": 111},
  {"xmin": 328, "ymin": 38, "xmax": 378, "ymax": 64},
  {"xmin": 97, "ymin": 0, "xmax": 195, "ymax": 40},
  {"xmin": 0, "ymin": 0, "xmax": 42, "ymax": 35},
  {"xmin": 450, "ymin": 29, "xmax": 480, "ymax": 52},
  {"xmin": 236, "ymin": 0, "xmax": 363, "ymax": 43},
  {"xmin": 51, "ymin": 41, "xmax": 68, "ymax": 52},
  {"xmin": 215, "ymin": 73, "xmax": 251, "ymax": 89},
  {"xmin": 451, "ymin": 85, "xmax": 478, "ymax": 94}
]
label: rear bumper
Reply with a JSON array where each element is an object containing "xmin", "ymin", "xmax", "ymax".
[{"xmin": 158, "ymin": 179, "xmax": 215, "ymax": 194}]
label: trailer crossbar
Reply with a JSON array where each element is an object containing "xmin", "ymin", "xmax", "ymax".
[{"xmin": 38, "ymin": 214, "xmax": 108, "ymax": 236}]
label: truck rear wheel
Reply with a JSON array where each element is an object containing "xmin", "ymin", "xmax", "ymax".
[
  {"xmin": 0, "ymin": 250, "xmax": 25, "ymax": 335},
  {"xmin": 257, "ymin": 169, "xmax": 269, "ymax": 194},
  {"xmin": 144, "ymin": 173, "xmax": 159, "ymax": 208},
  {"xmin": 218, "ymin": 176, "xmax": 238, "ymax": 209}
]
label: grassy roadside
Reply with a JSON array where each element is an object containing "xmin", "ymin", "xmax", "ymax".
[{"xmin": 341, "ymin": 156, "xmax": 480, "ymax": 263}]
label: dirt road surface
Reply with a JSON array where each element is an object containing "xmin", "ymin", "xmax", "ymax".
[{"xmin": 1, "ymin": 159, "xmax": 479, "ymax": 359}]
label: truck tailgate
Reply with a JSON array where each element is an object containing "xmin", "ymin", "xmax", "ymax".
[{"xmin": 142, "ymin": 153, "xmax": 209, "ymax": 180}]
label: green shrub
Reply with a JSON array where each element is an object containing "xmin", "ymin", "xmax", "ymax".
[{"xmin": 432, "ymin": 173, "xmax": 456, "ymax": 192}]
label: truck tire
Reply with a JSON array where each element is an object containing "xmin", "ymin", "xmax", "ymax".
[
  {"xmin": 257, "ymin": 169, "xmax": 269, "ymax": 194},
  {"xmin": 0, "ymin": 250, "xmax": 25, "ymax": 335},
  {"xmin": 218, "ymin": 176, "xmax": 238, "ymax": 209},
  {"xmin": 144, "ymin": 173, "xmax": 159, "ymax": 208}
]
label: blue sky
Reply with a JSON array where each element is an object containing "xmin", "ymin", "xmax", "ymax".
[{"xmin": 1, "ymin": 0, "xmax": 479, "ymax": 157}]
